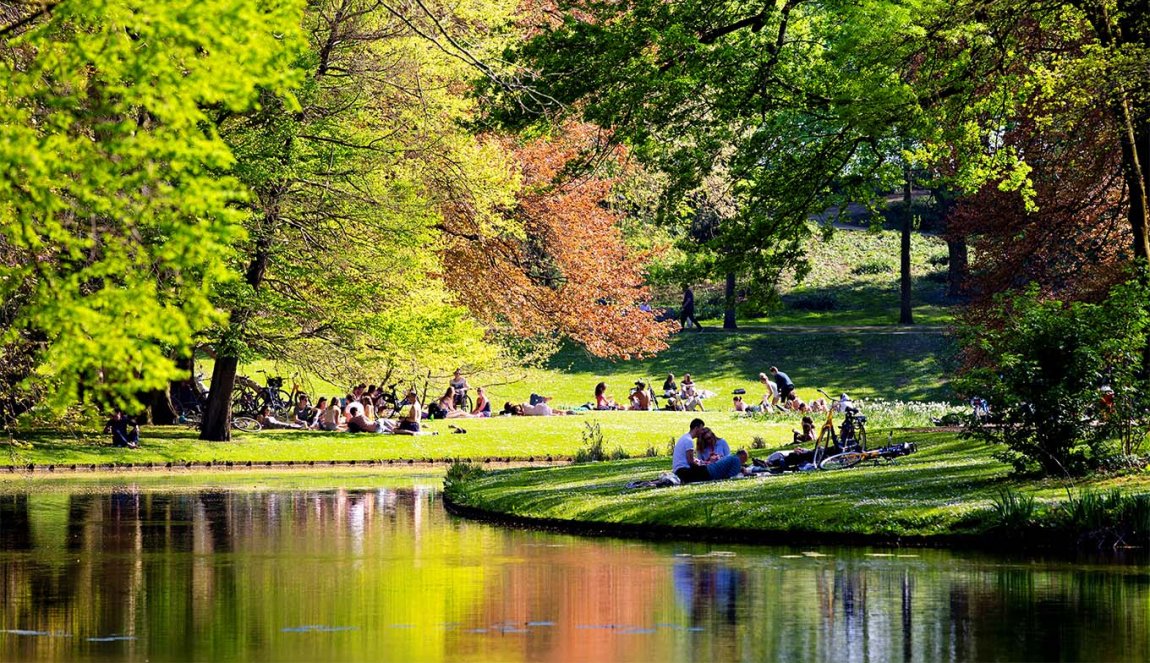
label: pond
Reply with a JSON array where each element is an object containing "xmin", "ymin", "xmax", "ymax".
[{"xmin": 1, "ymin": 472, "xmax": 1147, "ymax": 662}]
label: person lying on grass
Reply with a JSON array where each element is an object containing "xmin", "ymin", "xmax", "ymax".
[
  {"xmin": 257, "ymin": 406, "xmax": 306, "ymax": 430},
  {"xmin": 346, "ymin": 404, "xmax": 397, "ymax": 433},
  {"xmin": 503, "ymin": 395, "xmax": 572, "ymax": 416}
]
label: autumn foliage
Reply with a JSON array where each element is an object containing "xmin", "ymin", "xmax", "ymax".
[
  {"xmin": 948, "ymin": 109, "xmax": 1130, "ymax": 310},
  {"xmin": 443, "ymin": 125, "xmax": 675, "ymax": 358}
]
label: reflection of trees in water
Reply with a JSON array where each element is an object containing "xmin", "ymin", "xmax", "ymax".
[{"xmin": 2, "ymin": 493, "xmax": 1149, "ymax": 661}]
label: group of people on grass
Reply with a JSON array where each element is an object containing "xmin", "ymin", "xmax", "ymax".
[
  {"xmin": 260, "ymin": 384, "xmax": 426, "ymax": 434},
  {"xmin": 593, "ymin": 373, "xmax": 706, "ymax": 412}
]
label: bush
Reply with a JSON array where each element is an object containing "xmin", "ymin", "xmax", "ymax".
[
  {"xmin": 928, "ymin": 254, "xmax": 949, "ymax": 267},
  {"xmin": 573, "ymin": 421, "xmax": 607, "ymax": 463},
  {"xmin": 786, "ymin": 293, "xmax": 837, "ymax": 311},
  {"xmin": 645, "ymin": 445, "xmax": 660, "ymax": 457},
  {"xmin": 990, "ymin": 488, "xmax": 1037, "ymax": 531},
  {"xmin": 851, "ymin": 260, "xmax": 893, "ymax": 275},
  {"xmin": 751, "ymin": 436, "xmax": 766, "ymax": 449},
  {"xmin": 958, "ymin": 279, "xmax": 1150, "ymax": 476},
  {"xmin": 609, "ymin": 447, "xmax": 630, "ymax": 460}
]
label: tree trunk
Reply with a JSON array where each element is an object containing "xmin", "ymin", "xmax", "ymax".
[
  {"xmin": 723, "ymin": 271, "xmax": 737, "ymax": 329},
  {"xmin": 946, "ymin": 237, "xmax": 968, "ymax": 299},
  {"xmin": 142, "ymin": 354, "xmax": 193, "ymax": 425},
  {"xmin": 200, "ymin": 356, "xmax": 238, "ymax": 441},
  {"xmin": 900, "ymin": 170, "xmax": 914, "ymax": 325},
  {"xmin": 200, "ymin": 233, "xmax": 274, "ymax": 441}
]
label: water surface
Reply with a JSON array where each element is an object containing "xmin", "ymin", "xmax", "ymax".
[{"xmin": 1, "ymin": 473, "xmax": 1147, "ymax": 661}]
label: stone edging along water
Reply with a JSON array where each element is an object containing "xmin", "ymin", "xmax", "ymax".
[{"xmin": 1, "ymin": 457, "xmax": 571, "ymax": 474}]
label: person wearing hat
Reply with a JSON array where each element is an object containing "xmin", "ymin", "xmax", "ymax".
[
  {"xmin": 629, "ymin": 380, "xmax": 651, "ymax": 410},
  {"xmin": 395, "ymin": 388, "xmax": 422, "ymax": 434}
]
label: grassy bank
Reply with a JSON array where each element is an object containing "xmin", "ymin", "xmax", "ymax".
[
  {"xmin": 3, "ymin": 399, "xmax": 970, "ymax": 468},
  {"xmin": 443, "ymin": 431, "xmax": 1150, "ymax": 545}
]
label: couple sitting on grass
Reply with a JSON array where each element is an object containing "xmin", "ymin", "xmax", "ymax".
[{"xmin": 672, "ymin": 418, "xmax": 749, "ymax": 484}]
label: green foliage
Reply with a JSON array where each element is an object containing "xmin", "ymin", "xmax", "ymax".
[
  {"xmin": 990, "ymin": 488, "xmax": 1037, "ymax": 532},
  {"xmin": 573, "ymin": 421, "xmax": 607, "ymax": 463},
  {"xmin": 0, "ymin": 0, "xmax": 303, "ymax": 412},
  {"xmin": 959, "ymin": 277, "xmax": 1150, "ymax": 475},
  {"xmin": 644, "ymin": 444, "xmax": 660, "ymax": 458}
]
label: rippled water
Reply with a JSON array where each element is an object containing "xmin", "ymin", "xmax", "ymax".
[{"xmin": 1, "ymin": 473, "xmax": 1147, "ymax": 661}]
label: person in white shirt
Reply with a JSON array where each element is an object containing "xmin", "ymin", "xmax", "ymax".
[{"xmin": 672, "ymin": 418, "xmax": 710, "ymax": 483}]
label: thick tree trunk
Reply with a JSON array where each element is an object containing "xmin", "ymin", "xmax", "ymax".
[
  {"xmin": 946, "ymin": 237, "xmax": 968, "ymax": 299},
  {"xmin": 899, "ymin": 172, "xmax": 914, "ymax": 325},
  {"xmin": 723, "ymin": 271, "xmax": 737, "ymax": 329},
  {"xmin": 200, "ymin": 234, "xmax": 274, "ymax": 441},
  {"xmin": 200, "ymin": 357, "xmax": 238, "ymax": 441}
]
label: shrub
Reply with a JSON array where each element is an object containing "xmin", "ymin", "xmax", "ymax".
[
  {"xmin": 851, "ymin": 260, "xmax": 893, "ymax": 275},
  {"xmin": 751, "ymin": 436, "xmax": 766, "ymax": 449},
  {"xmin": 609, "ymin": 447, "xmax": 630, "ymax": 460},
  {"xmin": 443, "ymin": 461, "xmax": 484, "ymax": 501},
  {"xmin": 928, "ymin": 254, "xmax": 949, "ymax": 267},
  {"xmin": 990, "ymin": 488, "xmax": 1037, "ymax": 531},
  {"xmin": 573, "ymin": 421, "xmax": 607, "ymax": 463},
  {"xmin": 645, "ymin": 445, "xmax": 660, "ymax": 457},
  {"xmin": 786, "ymin": 293, "xmax": 837, "ymax": 311},
  {"xmin": 958, "ymin": 278, "xmax": 1150, "ymax": 476}
]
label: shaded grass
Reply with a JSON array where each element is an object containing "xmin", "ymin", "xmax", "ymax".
[{"xmin": 445, "ymin": 432, "xmax": 1150, "ymax": 540}]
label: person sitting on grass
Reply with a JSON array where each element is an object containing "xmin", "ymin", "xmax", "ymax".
[
  {"xmin": 594, "ymin": 382, "xmax": 619, "ymax": 410},
  {"xmin": 471, "ymin": 386, "xmax": 491, "ymax": 417},
  {"xmin": 437, "ymin": 387, "xmax": 475, "ymax": 419},
  {"xmin": 697, "ymin": 427, "xmax": 731, "ymax": 463},
  {"xmin": 629, "ymin": 381, "xmax": 652, "ymax": 410},
  {"xmin": 318, "ymin": 397, "xmax": 344, "ymax": 431},
  {"xmin": 104, "ymin": 410, "xmax": 139, "ymax": 448},
  {"xmin": 672, "ymin": 418, "xmax": 710, "ymax": 483},
  {"xmin": 395, "ymin": 389, "xmax": 422, "ymax": 434},
  {"xmin": 309, "ymin": 397, "xmax": 328, "ymax": 428},
  {"xmin": 793, "ymin": 415, "xmax": 815, "ymax": 444},
  {"xmin": 681, "ymin": 381, "xmax": 703, "ymax": 411},
  {"xmin": 293, "ymin": 395, "xmax": 315, "ymax": 427},
  {"xmin": 257, "ymin": 405, "xmax": 305, "ymax": 430},
  {"xmin": 732, "ymin": 395, "xmax": 748, "ymax": 413},
  {"xmin": 662, "ymin": 373, "xmax": 678, "ymax": 397}
]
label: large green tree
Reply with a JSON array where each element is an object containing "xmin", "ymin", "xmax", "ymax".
[
  {"xmin": 486, "ymin": 0, "xmax": 940, "ymax": 319},
  {"xmin": 0, "ymin": 0, "xmax": 301, "ymax": 419},
  {"xmin": 198, "ymin": 0, "xmax": 518, "ymax": 439}
]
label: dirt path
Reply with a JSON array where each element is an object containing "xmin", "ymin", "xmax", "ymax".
[{"xmin": 692, "ymin": 324, "xmax": 950, "ymax": 335}]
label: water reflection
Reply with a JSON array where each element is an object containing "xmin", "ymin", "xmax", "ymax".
[{"xmin": 1, "ymin": 481, "xmax": 1147, "ymax": 662}]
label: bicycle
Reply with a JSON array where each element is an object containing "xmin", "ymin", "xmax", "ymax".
[
  {"xmin": 255, "ymin": 370, "xmax": 294, "ymax": 413},
  {"xmin": 808, "ymin": 388, "xmax": 868, "ymax": 464},
  {"xmin": 180, "ymin": 409, "xmax": 262, "ymax": 432},
  {"xmin": 819, "ymin": 434, "xmax": 918, "ymax": 470}
]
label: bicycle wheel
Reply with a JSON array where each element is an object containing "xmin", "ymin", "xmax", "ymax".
[
  {"xmin": 820, "ymin": 452, "xmax": 865, "ymax": 470},
  {"xmin": 856, "ymin": 425, "xmax": 868, "ymax": 451},
  {"xmin": 461, "ymin": 394, "xmax": 473, "ymax": 412},
  {"xmin": 232, "ymin": 416, "xmax": 261, "ymax": 432}
]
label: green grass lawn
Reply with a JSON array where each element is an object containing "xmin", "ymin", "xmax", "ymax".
[
  {"xmin": 445, "ymin": 431, "xmax": 1150, "ymax": 540},
  {"xmin": 5, "ymin": 411, "xmax": 807, "ymax": 466}
]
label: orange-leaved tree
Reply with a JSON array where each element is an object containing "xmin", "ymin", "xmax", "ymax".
[{"xmin": 442, "ymin": 124, "xmax": 675, "ymax": 359}]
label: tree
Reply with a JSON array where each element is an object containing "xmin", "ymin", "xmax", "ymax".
[
  {"xmin": 0, "ymin": 0, "xmax": 302, "ymax": 420},
  {"xmin": 485, "ymin": 1, "xmax": 945, "ymax": 321},
  {"xmin": 199, "ymin": 0, "xmax": 517, "ymax": 440},
  {"xmin": 441, "ymin": 123, "xmax": 675, "ymax": 359}
]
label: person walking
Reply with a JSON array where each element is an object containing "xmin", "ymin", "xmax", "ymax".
[{"xmin": 680, "ymin": 285, "xmax": 702, "ymax": 331}]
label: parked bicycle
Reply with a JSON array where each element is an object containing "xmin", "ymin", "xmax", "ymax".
[{"xmin": 820, "ymin": 433, "xmax": 918, "ymax": 470}]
